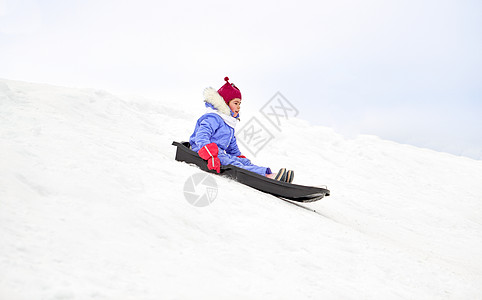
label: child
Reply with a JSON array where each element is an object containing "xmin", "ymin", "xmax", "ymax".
[{"xmin": 189, "ymin": 77, "xmax": 294, "ymax": 182}]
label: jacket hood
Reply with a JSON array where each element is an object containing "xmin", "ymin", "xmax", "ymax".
[{"xmin": 203, "ymin": 87, "xmax": 237, "ymax": 117}]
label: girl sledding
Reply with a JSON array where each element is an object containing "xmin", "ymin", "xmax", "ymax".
[
  {"xmin": 172, "ymin": 76, "xmax": 329, "ymax": 202},
  {"xmin": 189, "ymin": 77, "xmax": 294, "ymax": 183}
]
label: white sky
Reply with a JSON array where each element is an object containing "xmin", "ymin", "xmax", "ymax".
[{"xmin": 1, "ymin": 0, "xmax": 481, "ymax": 159}]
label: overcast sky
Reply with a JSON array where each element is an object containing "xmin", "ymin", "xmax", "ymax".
[{"xmin": 1, "ymin": 0, "xmax": 481, "ymax": 159}]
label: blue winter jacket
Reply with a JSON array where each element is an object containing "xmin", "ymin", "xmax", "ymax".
[{"xmin": 189, "ymin": 102, "xmax": 241, "ymax": 156}]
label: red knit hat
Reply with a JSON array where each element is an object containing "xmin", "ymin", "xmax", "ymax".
[{"xmin": 217, "ymin": 77, "xmax": 242, "ymax": 104}]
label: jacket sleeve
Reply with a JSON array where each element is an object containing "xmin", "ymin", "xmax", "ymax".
[
  {"xmin": 226, "ymin": 135, "xmax": 242, "ymax": 157},
  {"xmin": 194, "ymin": 116, "xmax": 221, "ymax": 149}
]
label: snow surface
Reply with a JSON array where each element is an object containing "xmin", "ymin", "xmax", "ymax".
[{"xmin": 1, "ymin": 78, "xmax": 482, "ymax": 300}]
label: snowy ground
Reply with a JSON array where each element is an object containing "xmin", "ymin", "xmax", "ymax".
[{"xmin": 1, "ymin": 78, "xmax": 482, "ymax": 300}]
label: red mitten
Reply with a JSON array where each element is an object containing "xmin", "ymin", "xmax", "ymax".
[
  {"xmin": 198, "ymin": 143, "xmax": 221, "ymax": 173},
  {"xmin": 198, "ymin": 143, "xmax": 219, "ymax": 160},
  {"xmin": 207, "ymin": 157, "xmax": 221, "ymax": 173},
  {"xmin": 237, "ymin": 155, "xmax": 247, "ymax": 159}
]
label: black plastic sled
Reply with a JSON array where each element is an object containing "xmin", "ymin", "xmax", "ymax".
[{"xmin": 172, "ymin": 141, "xmax": 330, "ymax": 202}]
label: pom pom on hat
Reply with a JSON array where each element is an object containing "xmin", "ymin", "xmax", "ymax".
[{"xmin": 218, "ymin": 76, "xmax": 241, "ymax": 104}]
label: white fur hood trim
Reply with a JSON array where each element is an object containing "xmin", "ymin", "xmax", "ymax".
[{"xmin": 203, "ymin": 87, "xmax": 231, "ymax": 116}]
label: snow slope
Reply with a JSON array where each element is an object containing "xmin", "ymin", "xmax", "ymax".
[{"xmin": 1, "ymin": 78, "xmax": 482, "ymax": 300}]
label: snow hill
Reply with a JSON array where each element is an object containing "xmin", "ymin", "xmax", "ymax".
[{"xmin": 1, "ymin": 78, "xmax": 482, "ymax": 300}]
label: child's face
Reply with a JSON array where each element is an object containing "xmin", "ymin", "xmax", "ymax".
[{"xmin": 228, "ymin": 98, "xmax": 241, "ymax": 117}]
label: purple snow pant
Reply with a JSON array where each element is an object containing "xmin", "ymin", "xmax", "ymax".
[{"xmin": 218, "ymin": 152, "xmax": 270, "ymax": 176}]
